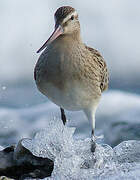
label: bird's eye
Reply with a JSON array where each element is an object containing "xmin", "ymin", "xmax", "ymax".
[{"xmin": 71, "ymin": 15, "xmax": 74, "ymax": 20}]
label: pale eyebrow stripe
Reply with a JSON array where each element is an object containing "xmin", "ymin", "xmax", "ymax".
[{"xmin": 62, "ymin": 11, "xmax": 78, "ymax": 24}]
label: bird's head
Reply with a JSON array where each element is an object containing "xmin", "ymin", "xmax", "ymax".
[{"xmin": 37, "ymin": 6, "xmax": 80, "ymax": 53}]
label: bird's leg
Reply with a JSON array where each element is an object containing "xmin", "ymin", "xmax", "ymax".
[
  {"xmin": 84, "ymin": 107, "xmax": 97, "ymax": 153},
  {"xmin": 91, "ymin": 129, "xmax": 96, "ymax": 152},
  {"xmin": 60, "ymin": 108, "xmax": 67, "ymax": 125}
]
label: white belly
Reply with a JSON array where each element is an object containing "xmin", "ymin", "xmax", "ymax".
[{"xmin": 39, "ymin": 81, "xmax": 96, "ymax": 111}]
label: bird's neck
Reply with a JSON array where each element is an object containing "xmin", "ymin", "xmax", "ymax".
[
  {"xmin": 58, "ymin": 31, "xmax": 82, "ymax": 45},
  {"xmin": 49, "ymin": 31, "xmax": 84, "ymax": 53},
  {"xmin": 68, "ymin": 31, "xmax": 82, "ymax": 42}
]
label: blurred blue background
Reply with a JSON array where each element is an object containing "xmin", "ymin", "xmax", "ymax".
[{"xmin": 0, "ymin": 0, "xmax": 140, "ymax": 147}]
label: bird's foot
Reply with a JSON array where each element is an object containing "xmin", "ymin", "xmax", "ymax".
[
  {"xmin": 91, "ymin": 135, "xmax": 96, "ymax": 153},
  {"xmin": 91, "ymin": 139, "xmax": 96, "ymax": 153},
  {"xmin": 90, "ymin": 134, "xmax": 104, "ymax": 153}
]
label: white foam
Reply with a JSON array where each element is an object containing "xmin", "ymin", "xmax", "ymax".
[
  {"xmin": 0, "ymin": 145, "xmax": 4, "ymax": 151},
  {"xmin": 22, "ymin": 119, "xmax": 140, "ymax": 180}
]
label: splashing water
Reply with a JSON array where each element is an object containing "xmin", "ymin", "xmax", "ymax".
[{"xmin": 22, "ymin": 118, "xmax": 140, "ymax": 180}]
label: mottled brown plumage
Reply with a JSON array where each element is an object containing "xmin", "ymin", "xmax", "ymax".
[
  {"xmin": 34, "ymin": 6, "xmax": 109, "ymax": 152},
  {"xmin": 85, "ymin": 46, "xmax": 109, "ymax": 92}
]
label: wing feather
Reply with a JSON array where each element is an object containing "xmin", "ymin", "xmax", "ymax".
[{"xmin": 85, "ymin": 45, "xmax": 109, "ymax": 92}]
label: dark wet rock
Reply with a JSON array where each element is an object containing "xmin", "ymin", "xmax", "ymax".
[
  {"xmin": 0, "ymin": 139, "xmax": 54, "ymax": 179},
  {"xmin": 0, "ymin": 145, "xmax": 15, "ymax": 171}
]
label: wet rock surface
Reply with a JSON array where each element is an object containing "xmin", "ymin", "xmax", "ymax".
[{"xmin": 0, "ymin": 139, "xmax": 53, "ymax": 180}]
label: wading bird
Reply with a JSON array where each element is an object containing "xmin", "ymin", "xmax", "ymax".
[{"xmin": 34, "ymin": 6, "xmax": 109, "ymax": 152}]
